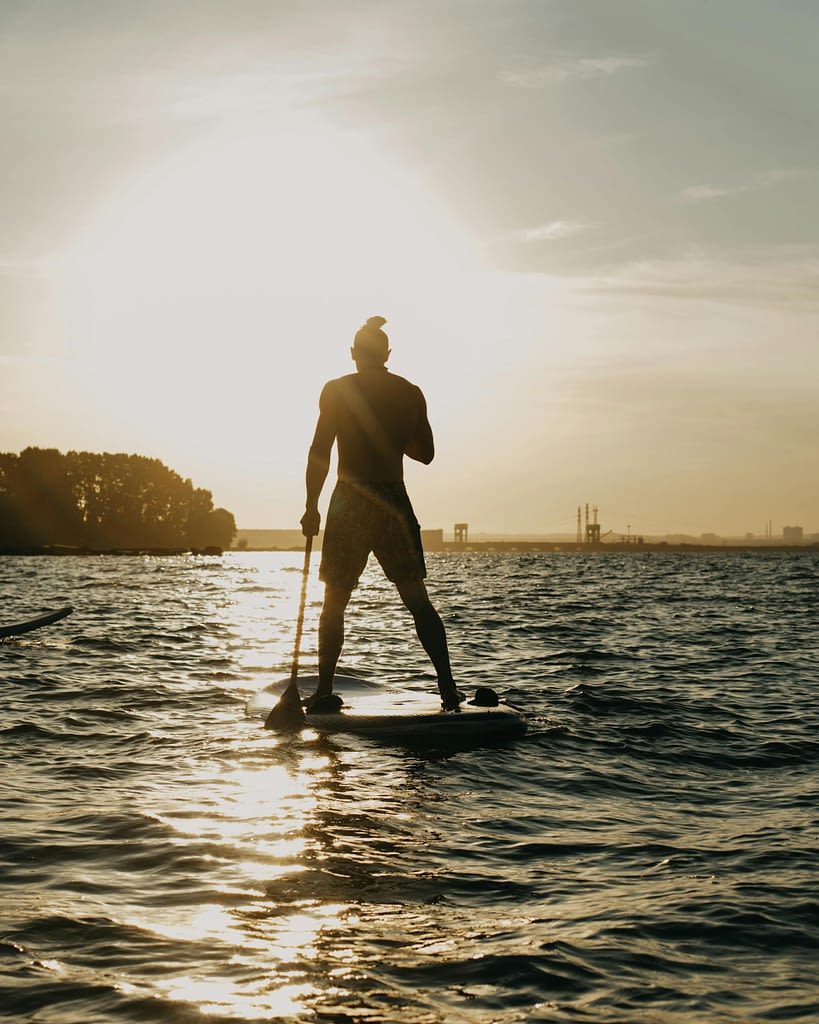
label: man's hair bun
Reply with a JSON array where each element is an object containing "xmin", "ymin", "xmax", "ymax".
[{"xmin": 353, "ymin": 315, "xmax": 389, "ymax": 359}]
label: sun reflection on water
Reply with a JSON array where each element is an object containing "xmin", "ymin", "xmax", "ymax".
[
  {"xmin": 131, "ymin": 739, "xmax": 364, "ymax": 1021},
  {"xmin": 160, "ymin": 974, "xmax": 314, "ymax": 1020},
  {"xmin": 147, "ymin": 898, "xmax": 351, "ymax": 1018},
  {"xmin": 220, "ymin": 552, "xmax": 323, "ymax": 687}
]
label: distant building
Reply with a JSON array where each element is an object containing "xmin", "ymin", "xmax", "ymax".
[
  {"xmin": 783, "ymin": 526, "xmax": 803, "ymax": 543},
  {"xmin": 421, "ymin": 529, "xmax": 444, "ymax": 551}
]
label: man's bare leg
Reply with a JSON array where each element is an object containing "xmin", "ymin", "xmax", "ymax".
[
  {"xmin": 306, "ymin": 583, "xmax": 351, "ymax": 708},
  {"xmin": 395, "ymin": 579, "xmax": 464, "ymax": 708}
]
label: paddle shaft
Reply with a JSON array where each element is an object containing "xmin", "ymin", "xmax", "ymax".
[{"xmin": 287, "ymin": 535, "xmax": 313, "ymax": 693}]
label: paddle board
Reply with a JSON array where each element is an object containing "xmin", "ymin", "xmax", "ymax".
[
  {"xmin": 0, "ymin": 605, "xmax": 73, "ymax": 639},
  {"xmin": 248, "ymin": 673, "xmax": 527, "ymax": 743}
]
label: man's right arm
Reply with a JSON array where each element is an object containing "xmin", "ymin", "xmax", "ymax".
[{"xmin": 301, "ymin": 384, "xmax": 336, "ymax": 537}]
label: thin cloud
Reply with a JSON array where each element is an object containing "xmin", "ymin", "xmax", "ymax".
[
  {"xmin": 165, "ymin": 68, "xmax": 353, "ymax": 120},
  {"xmin": 513, "ymin": 220, "xmax": 596, "ymax": 243},
  {"xmin": 682, "ymin": 168, "xmax": 803, "ymax": 202},
  {"xmin": 164, "ymin": 54, "xmax": 404, "ymax": 121},
  {"xmin": 682, "ymin": 184, "xmax": 738, "ymax": 201},
  {"xmin": 586, "ymin": 245, "xmax": 819, "ymax": 308},
  {"xmin": 500, "ymin": 55, "xmax": 649, "ymax": 87},
  {"xmin": 755, "ymin": 168, "xmax": 804, "ymax": 187}
]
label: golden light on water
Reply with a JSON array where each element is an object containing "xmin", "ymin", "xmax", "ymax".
[
  {"xmin": 104, "ymin": 561, "xmax": 438, "ymax": 1021},
  {"xmin": 137, "ymin": 903, "xmax": 249, "ymax": 946},
  {"xmin": 128, "ymin": 739, "xmax": 358, "ymax": 1020},
  {"xmin": 220, "ymin": 553, "xmax": 323, "ymax": 685},
  {"xmin": 159, "ymin": 974, "xmax": 314, "ymax": 1020},
  {"xmin": 123, "ymin": 891, "xmax": 352, "ymax": 1018}
]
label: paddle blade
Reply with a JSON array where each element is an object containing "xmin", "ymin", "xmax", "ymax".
[{"xmin": 263, "ymin": 683, "xmax": 307, "ymax": 731}]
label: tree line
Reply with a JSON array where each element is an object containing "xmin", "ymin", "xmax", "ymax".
[{"xmin": 0, "ymin": 448, "xmax": 236, "ymax": 553}]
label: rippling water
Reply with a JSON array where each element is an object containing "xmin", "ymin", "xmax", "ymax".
[{"xmin": 2, "ymin": 550, "xmax": 818, "ymax": 1023}]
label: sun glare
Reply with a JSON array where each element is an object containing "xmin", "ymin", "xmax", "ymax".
[
  {"xmin": 46, "ymin": 112, "xmax": 581, "ymax": 532},
  {"xmin": 56, "ymin": 114, "xmax": 472, "ymax": 348},
  {"xmin": 49, "ymin": 114, "xmax": 481, "ymax": 481}
]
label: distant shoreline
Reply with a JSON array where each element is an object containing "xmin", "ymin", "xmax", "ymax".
[
  {"xmin": 434, "ymin": 541, "xmax": 819, "ymax": 554},
  {"xmin": 2, "ymin": 542, "xmax": 816, "ymax": 556},
  {"xmin": 234, "ymin": 528, "xmax": 818, "ymax": 554}
]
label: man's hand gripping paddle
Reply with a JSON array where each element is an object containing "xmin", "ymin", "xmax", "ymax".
[{"xmin": 263, "ymin": 537, "xmax": 312, "ymax": 731}]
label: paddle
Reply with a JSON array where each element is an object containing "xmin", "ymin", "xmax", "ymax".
[
  {"xmin": 0, "ymin": 605, "xmax": 73, "ymax": 639},
  {"xmin": 263, "ymin": 537, "xmax": 312, "ymax": 731}
]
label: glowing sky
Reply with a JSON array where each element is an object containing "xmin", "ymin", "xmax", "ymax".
[{"xmin": 2, "ymin": 1, "xmax": 817, "ymax": 537}]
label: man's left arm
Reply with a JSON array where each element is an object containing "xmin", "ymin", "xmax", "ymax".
[{"xmin": 403, "ymin": 388, "xmax": 435, "ymax": 465}]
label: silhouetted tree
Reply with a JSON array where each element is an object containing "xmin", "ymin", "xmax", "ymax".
[
  {"xmin": 0, "ymin": 448, "xmax": 237, "ymax": 552},
  {"xmin": 187, "ymin": 506, "xmax": 237, "ymax": 550},
  {"xmin": 0, "ymin": 448, "xmax": 84, "ymax": 547}
]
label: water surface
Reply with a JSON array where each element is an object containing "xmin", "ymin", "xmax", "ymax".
[{"xmin": 2, "ymin": 551, "xmax": 817, "ymax": 1022}]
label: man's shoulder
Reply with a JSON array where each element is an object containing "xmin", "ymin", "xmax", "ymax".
[
  {"xmin": 323, "ymin": 373, "xmax": 358, "ymax": 388},
  {"xmin": 383, "ymin": 371, "xmax": 425, "ymax": 400},
  {"xmin": 386, "ymin": 371, "xmax": 418, "ymax": 388},
  {"xmin": 319, "ymin": 374, "xmax": 356, "ymax": 400}
]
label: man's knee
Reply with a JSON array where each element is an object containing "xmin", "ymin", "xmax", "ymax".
[
  {"xmin": 321, "ymin": 584, "xmax": 352, "ymax": 620},
  {"xmin": 395, "ymin": 579, "xmax": 434, "ymax": 616}
]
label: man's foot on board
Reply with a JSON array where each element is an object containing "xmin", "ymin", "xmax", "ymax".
[
  {"xmin": 303, "ymin": 692, "xmax": 344, "ymax": 714},
  {"xmin": 440, "ymin": 688, "xmax": 466, "ymax": 712}
]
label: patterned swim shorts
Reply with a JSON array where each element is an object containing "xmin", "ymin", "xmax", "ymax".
[{"xmin": 319, "ymin": 481, "xmax": 427, "ymax": 590}]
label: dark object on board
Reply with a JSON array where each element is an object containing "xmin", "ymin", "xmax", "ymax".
[{"xmin": 469, "ymin": 686, "xmax": 500, "ymax": 707}]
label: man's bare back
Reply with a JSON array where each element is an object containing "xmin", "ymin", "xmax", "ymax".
[{"xmin": 310, "ymin": 366, "xmax": 434, "ymax": 484}]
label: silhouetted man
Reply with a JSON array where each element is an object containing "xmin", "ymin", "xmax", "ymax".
[{"xmin": 299, "ymin": 316, "xmax": 463, "ymax": 712}]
